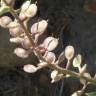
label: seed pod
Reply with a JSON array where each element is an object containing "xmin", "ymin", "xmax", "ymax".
[
  {"xmin": 43, "ymin": 37, "xmax": 58, "ymax": 51},
  {"xmin": 23, "ymin": 64, "xmax": 38, "ymax": 73},
  {"xmin": 25, "ymin": 4, "xmax": 37, "ymax": 18},
  {"xmin": 0, "ymin": 16, "xmax": 12, "ymax": 28},
  {"xmin": 14, "ymin": 48, "xmax": 29, "ymax": 58},
  {"xmin": 65, "ymin": 45, "xmax": 74, "ymax": 60},
  {"xmin": 9, "ymin": 25, "xmax": 24, "ymax": 37}
]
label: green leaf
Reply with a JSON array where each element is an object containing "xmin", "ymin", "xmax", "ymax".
[
  {"xmin": 86, "ymin": 92, "xmax": 96, "ymax": 96},
  {"xmin": 0, "ymin": 6, "xmax": 10, "ymax": 16}
]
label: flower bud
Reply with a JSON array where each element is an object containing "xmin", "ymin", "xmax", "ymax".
[
  {"xmin": 43, "ymin": 37, "xmax": 58, "ymax": 51},
  {"xmin": 65, "ymin": 45, "xmax": 74, "ymax": 60},
  {"xmin": 25, "ymin": 4, "xmax": 37, "ymax": 18},
  {"xmin": 44, "ymin": 52, "xmax": 56, "ymax": 63},
  {"xmin": 10, "ymin": 37, "xmax": 24, "ymax": 43},
  {"xmin": 0, "ymin": 16, "xmax": 12, "ymax": 28},
  {"xmin": 21, "ymin": 1, "xmax": 30, "ymax": 12},
  {"xmin": 21, "ymin": 37, "xmax": 31, "ymax": 49},
  {"xmin": 14, "ymin": 48, "xmax": 29, "ymax": 58},
  {"xmin": 31, "ymin": 20, "xmax": 48, "ymax": 35},
  {"xmin": 23, "ymin": 64, "xmax": 38, "ymax": 73},
  {"xmin": 51, "ymin": 70, "xmax": 63, "ymax": 83},
  {"xmin": 19, "ymin": 12, "xmax": 27, "ymax": 21},
  {"xmin": 9, "ymin": 25, "xmax": 24, "ymax": 37}
]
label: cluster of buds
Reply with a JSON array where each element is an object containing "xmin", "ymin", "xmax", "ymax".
[
  {"xmin": 0, "ymin": 1, "xmax": 96, "ymax": 96},
  {"xmin": 0, "ymin": 0, "xmax": 59, "ymax": 75}
]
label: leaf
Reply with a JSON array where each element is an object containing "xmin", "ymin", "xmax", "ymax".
[{"xmin": 86, "ymin": 92, "xmax": 96, "ymax": 96}]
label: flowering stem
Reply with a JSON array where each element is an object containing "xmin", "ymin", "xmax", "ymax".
[
  {"xmin": 3, "ymin": 0, "xmax": 96, "ymax": 85},
  {"xmin": 49, "ymin": 64, "xmax": 96, "ymax": 84}
]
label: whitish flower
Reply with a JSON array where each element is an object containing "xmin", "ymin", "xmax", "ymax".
[
  {"xmin": 65, "ymin": 45, "xmax": 74, "ymax": 60},
  {"xmin": 14, "ymin": 48, "xmax": 29, "ymax": 58},
  {"xmin": 51, "ymin": 70, "xmax": 63, "ymax": 83},
  {"xmin": 0, "ymin": 16, "xmax": 12, "ymax": 28},
  {"xmin": 42, "ymin": 37, "xmax": 58, "ymax": 51},
  {"xmin": 23, "ymin": 64, "xmax": 38, "ymax": 73}
]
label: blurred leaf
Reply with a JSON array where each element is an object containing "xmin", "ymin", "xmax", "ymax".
[{"xmin": 86, "ymin": 91, "xmax": 96, "ymax": 96}]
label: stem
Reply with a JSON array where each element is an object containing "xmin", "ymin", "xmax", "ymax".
[
  {"xmin": 49, "ymin": 64, "xmax": 96, "ymax": 84},
  {"xmin": 79, "ymin": 83, "xmax": 88, "ymax": 96},
  {"xmin": 3, "ymin": 0, "xmax": 96, "ymax": 85},
  {"xmin": 66, "ymin": 60, "xmax": 70, "ymax": 69}
]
